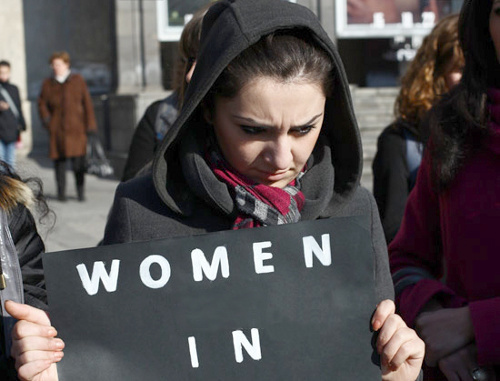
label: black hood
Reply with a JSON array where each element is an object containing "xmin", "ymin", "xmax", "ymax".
[{"xmin": 152, "ymin": 0, "xmax": 363, "ymax": 217}]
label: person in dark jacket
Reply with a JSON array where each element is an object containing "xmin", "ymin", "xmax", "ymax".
[
  {"xmin": 0, "ymin": 162, "xmax": 49, "ymax": 380},
  {"xmin": 7, "ymin": 1, "xmax": 425, "ymax": 380},
  {"xmin": 121, "ymin": 3, "xmax": 209, "ymax": 182},
  {"xmin": 372, "ymin": 13, "xmax": 463, "ymax": 243},
  {"xmin": 0, "ymin": 61, "xmax": 26, "ymax": 170},
  {"xmin": 38, "ymin": 51, "xmax": 97, "ymax": 202},
  {"xmin": 0, "ymin": 165, "xmax": 49, "ymax": 310}
]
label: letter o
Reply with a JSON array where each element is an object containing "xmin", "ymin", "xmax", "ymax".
[{"xmin": 139, "ymin": 255, "xmax": 171, "ymax": 289}]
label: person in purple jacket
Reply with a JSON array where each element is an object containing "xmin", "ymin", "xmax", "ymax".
[{"xmin": 390, "ymin": 0, "xmax": 500, "ymax": 380}]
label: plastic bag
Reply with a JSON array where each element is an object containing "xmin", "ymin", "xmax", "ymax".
[{"xmin": 85, "ymin": 134, "xmax": 115, "ymax": 178}]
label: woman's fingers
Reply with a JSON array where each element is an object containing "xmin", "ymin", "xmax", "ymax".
[
  {"xmin": 11, "ymin": 319, "xmax": 58, "ymax": 341},
  {"xmin": 376, "ymin": 309, "xmax": 425, "ymax": 381},
  {"xmin": 438, "ymin": 344, "xmax": 477, "ymax": 381},
  {"xmin": 12, "ymin": 336, "xmax": 65, "ymax": 359},
  {"xmin": 15, "ymin": 350, "xmax": 64, "ymax": 371},
  {"xmin": 17, "ymin": 361, "xmax": 59, "ymax": 381},
  {"xmin": 5, "ymin": 300, "xmax": 51, "ymax": 326},
  {"xmin": 5, "ymin": 301, "xmax": 63, "ymax": 381},
  {"xmin": 377, "ymin": 313, "xmax": 408, "ymax": 362},
  {"xmin": 384, "ymin": 329, "xmax": 425, "ymax": 369},
  {"xmin": 372, "ymin": 299, "xmax": 396, "ymax": 332}
]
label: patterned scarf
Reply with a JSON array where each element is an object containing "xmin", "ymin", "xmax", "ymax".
[{"xmin": 207, "ymin": 149, "xmax": 305, "ymax": 229}]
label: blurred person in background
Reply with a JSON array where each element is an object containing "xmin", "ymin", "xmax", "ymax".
[
  {"xmin": 38, "ymin": 51, "xmax": 97, "ymax": 202},
  {"xmin": 372, "ymin": 13, "xmax": 463, "ymax": 243},
  {"xmin": 0, "ymin": 61, "xmax": 26, "ymax": 170},
  {"xmin": 121, "ymin": 3, "xmax": 212, "ymax": 182},
  {"xmin": 390, "ymin": 0, "xmax": 500, "ymax": 379}
]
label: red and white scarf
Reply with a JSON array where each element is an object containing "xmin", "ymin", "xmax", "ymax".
[{"xmin": 207, "ymin": 149, "xmax": 305, "ymax": 229}]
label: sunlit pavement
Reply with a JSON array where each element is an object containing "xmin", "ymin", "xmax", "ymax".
[{"xmin": 16, "ymin": 154, "xmax": 120, "ymax": 254}]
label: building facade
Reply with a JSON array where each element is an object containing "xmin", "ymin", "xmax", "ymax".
[{"xmin": 0, "ymin": 0, "xmax": 462, "ymax": 178}]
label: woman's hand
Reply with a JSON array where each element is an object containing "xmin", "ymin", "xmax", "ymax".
[
  {"xmin": 5, "ymin": 300, "xmax": 61, "ymax": 381},
  {"xmin": 415, "ymin": 306, "xmax": 474, "ymax": 367},
  {"xmin": 438, "ymin": 343, "xmax": 477, "ymax": 381},
  {"xmin": 373, "ymin": 300, "xmax": 425, "ymax": 381}
]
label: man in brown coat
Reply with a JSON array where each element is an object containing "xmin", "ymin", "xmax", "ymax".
[{"xmin": 38, "ymin": 51, "xmax": 97, "ymax": 201}]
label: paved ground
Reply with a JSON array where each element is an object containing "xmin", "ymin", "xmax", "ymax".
[{"xmin": 16, "ymin": 154, "xmax": 120, "ymax": 253}]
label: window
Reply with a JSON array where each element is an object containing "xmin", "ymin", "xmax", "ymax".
[
  {"xmin": 335, "ymin": 0, "xmax": 463, "ymax": 38},
  {"xmin": 157, "ymin": 0, "xmax": 297, "ymax": 41}
]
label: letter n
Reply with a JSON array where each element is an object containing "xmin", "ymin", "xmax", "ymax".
[
  {"xmin": 303, "ymin": 234, "xmax": 332, "ymax": 268},
  {"xmin": 76, "ymin": 260, "xmax": 120, "ymax": 296},
  {"xmin": 232, "ymin": 328, "xmax": 262, "ymax": 363}
]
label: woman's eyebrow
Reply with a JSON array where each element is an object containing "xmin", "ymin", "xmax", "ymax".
[{"xmin": 232, "ymin": 113, "xmax": 323, "ymax": 128}]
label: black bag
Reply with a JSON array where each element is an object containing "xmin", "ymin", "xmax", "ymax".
[{"xmin": 85, "ymin": 134, "xmax": 114, "ymax": 178}]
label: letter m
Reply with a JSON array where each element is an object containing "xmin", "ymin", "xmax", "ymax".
[{"xmin": 191, "ymin": 246, "xmax": 230, "ymax": 281}]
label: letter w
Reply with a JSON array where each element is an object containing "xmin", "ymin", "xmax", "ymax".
[
  {"xmin": 76, "ymin": 260, "xmax": 121, "ymax": 296},
  {"xmin": 191, "ymin": 246, "xmax": 230, "ymax": 281}
]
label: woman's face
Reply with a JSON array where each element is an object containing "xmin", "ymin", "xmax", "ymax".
[
  {"xmin": 51, "ymin": 58, "xmax": 70, "ymax": 77},
  {"xmin": 444, "ymin": 68, "xmax": 462, "ymax": 89},
  {"xmin": 490, "ymin": 0, "xmax": 500, "ymax": 62},
  {"xmin": 210, "ymin": 77, "xmax": 326, "ymax": 188}
]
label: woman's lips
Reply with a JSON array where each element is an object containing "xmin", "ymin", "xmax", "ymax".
[{"xmin": 259, "ymin": 170, "xmax": 290, "ymax": 181}]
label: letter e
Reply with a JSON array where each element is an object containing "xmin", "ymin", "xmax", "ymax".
[{"xmin": 253, "ymin": 241, "xmax": 274, "ymax": 274}]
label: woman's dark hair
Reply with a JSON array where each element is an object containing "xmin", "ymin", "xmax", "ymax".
[
  {"xmin": 205, "ymin": 29, "xmax": 333, "ymax": 114},
  {"xmin": 428, "ymin": 0, "xmax": 499, "ymax": 190},
  {"xmin": 172, "ymin": 2, "xmax": 214, "ymax": 109}
]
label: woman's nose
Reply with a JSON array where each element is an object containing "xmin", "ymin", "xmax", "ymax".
[{"xmin": 264, "ymin": 137, "xmax": 293, "ymax": 170}]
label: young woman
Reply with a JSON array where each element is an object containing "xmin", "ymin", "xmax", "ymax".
[
  {"xmin": 390, "ymin": 0, "xmax": 500, "ymax": 379},
  {"xmin": 7, "ymin": 1, "xmax": 424, "ymax": 380},
  {"xmin": 372, "ymin": 13, "xmax": 464, "ymax": 243}
]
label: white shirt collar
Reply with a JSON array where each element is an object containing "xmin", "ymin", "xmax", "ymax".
[{"xmin": 55, "ymin": 69, "xmax": 71, "ymax": 83}]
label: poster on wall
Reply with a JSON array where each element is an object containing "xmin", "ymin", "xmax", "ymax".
[
  {"xmin": 336, "ymin": 0, "xmax": 463, "ymax": 38},
  {"xmin": 157, "ymin": 0, "xmax": 297, "ymax": 41}
]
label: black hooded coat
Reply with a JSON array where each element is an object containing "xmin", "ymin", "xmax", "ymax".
[{"xmin": 103, "ymin": 0, "xmax": 393, "ymax": 304}]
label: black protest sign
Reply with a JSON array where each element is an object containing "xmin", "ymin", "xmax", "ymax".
[{"xmin": 43, "ymin": 216, "xmax": 380, "ymax": 380}]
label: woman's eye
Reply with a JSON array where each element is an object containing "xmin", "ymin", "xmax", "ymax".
[
  {"xmin": 240, "ymin": 126, "xmax": 264, "ymax": 135},
  {"xmin": 293, "ymin": 125, "xmax": 314, "ymax": 135},
  {"xmin": 494, "ymin": 6, "xmax": 500, "ymax": 15}
]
